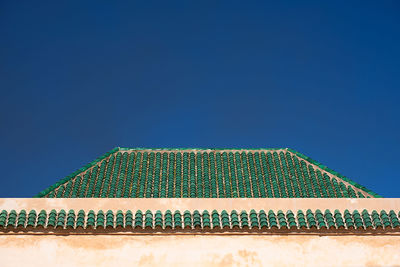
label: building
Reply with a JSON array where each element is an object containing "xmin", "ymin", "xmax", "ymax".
[{"xmin": 0, "ymin": 148, "xmax": 399, "ymax": 266}]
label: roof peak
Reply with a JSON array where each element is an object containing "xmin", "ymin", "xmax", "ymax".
[{"xmin": 117, "ymin": 147, "xmax": 288, "ymax": 151}]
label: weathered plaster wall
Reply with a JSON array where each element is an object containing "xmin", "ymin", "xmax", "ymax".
[
  {"xmin": 1, "ymin": 234, "xmax": 399, "ymax": 266},
  {"xmin": 1, "ymin": 199, "xmax": 399, "ymax": 266},
  {"xmin": 1, "ymin": 198, "xmax": 399, "ymax": 213}
]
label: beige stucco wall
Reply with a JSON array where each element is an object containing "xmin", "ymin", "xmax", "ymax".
[
  {"xmin": 1, "ymin": 234, "xmax": 400, "ymax": 266},
  {"xmin": 1, "ymin": 198, "xmax": 399, "ymax": 266}
]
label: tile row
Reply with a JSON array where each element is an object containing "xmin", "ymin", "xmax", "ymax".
[{"xmin": 1, "ymin": 209, "xmax": 398, "ymax": 231}]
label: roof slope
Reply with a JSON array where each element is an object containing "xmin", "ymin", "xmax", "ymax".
[{"xmin": 35, "ymin": 148, "xmax": 380, "ymax": 198}]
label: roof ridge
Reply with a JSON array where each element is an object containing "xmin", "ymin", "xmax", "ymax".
[
  {"xmin": 286, "ymin": 148, "xmax": 381, "ymax": 198},
  {"xmin": 119, "ymin": 147, "xmax": 284, "ymax": 151},
  {"xmin": 34, "ymin": 147, "xmax": 120, "ymax": 198}
]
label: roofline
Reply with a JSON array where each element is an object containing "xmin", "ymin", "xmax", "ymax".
[
  {"xmin": 286, "ymin": 148, "xmax": 382, "ymax": 198},
  {"xmin": 34, "ymin": 147, "xmax": 120, "ymax": 198},
  {"xmin": 34, "ymin": 147, "xmax": 381, "ymax": 198},
  {"xmin": 118, "ymin": 147, "xmax": 284, "ymax": 151}
]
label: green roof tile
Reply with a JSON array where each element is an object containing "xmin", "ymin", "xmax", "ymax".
[
  {"xmin": 0, "ymin": 210, "xmax": 8, "ymax": 227},
  {"xmin": 35, "ymin": 148, "xmax": 379, "ymax": 198},
  {"xmin": 1, "ymin": 209, "xmax": 398, "ymax": 232},
  {"xmin": 7, "ymin": 210, "xmax": 17, "ymax": 227}
]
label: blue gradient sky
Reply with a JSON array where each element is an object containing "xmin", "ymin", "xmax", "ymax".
[{"xmin": 1, "ymin": 1, "xmax": 399, "ymax": 197}]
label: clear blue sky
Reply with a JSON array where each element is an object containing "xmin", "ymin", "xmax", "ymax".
[{"xmin": 1, "ymin": 1, "xmax": 399, "ymax": 197}]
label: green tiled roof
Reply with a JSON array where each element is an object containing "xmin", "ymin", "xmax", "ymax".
[
  {"xmin": 35, "ymin": 148, "xmax": 380, "ymax": 198},
  {"xmin": 1, "ymin": 209, "xmax": 398, "ymax": 231}
]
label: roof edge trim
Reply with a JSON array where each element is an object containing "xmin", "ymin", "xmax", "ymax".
[
  {"xmin": 286, "ymin": 148, "xmax": 382, "ymax": 198},
  {"xmin": 118, "ymin": 147, "xmax": 284, "ymax": 151},
  {"xmin": 34, "ymin": 147, "xmax": 120, "ymax": 198}
]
